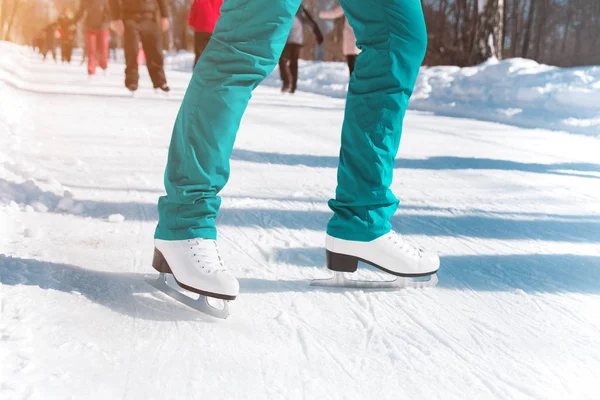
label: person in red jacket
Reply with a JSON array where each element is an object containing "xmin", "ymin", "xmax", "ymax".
[{"xmin": 188, "ymin": 0, "xmax": 223, "ymax": 67}]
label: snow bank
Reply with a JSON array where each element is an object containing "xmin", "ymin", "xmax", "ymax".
[
  {"xmin": 0, "ymin": 174, "xmax": 86, "ymax": 215},
  {"xmin": 0, "ymin": 49, "xmax": 85, "ymax": 217},
  {"xmin": 165, "ymin": 51, "xmax": 600, "ymax": 136},
  {"xmin": 411, "ymin": 58, "xmax": 600, "ymax": 136},
  {"xmin": 108, "ymin": 214, "xmax": 125, "ymax": 223}
]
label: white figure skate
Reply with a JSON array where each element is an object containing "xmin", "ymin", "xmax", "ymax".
[
  {"xmin": 147, "ymin": 238, "xmax": 239, "ymax": 319},
  {"xmin": 312, "ymin": 232, "xmax": 439, "ymax": 289}
]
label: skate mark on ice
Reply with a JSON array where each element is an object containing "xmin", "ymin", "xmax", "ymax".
[
  {"xmin": 342, "ymin": 291, "xmax": 380, "ymax": 372},
  {"xmin": 275, "ymin": 300, "xmax": 360, "ymax": 381},
  {"xmin": 397, "ymin": 303, "xmax": 512, "ymax": 396},
  {"xmin": 296, "ymin": 321, "xmax": 356, "ymax": 380},
  {"xmin": 347, "ymin": 291, "xmax": 429, "ymax": 370}
]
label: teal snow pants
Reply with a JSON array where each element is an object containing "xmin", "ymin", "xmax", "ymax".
[{"xmin": 155, "ymin": 0, "xmax": 427, "ymax": 242}]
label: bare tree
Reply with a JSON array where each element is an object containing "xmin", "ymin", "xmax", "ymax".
[
  {"xmin": 561, "ymin": 0, "xmax": 572, "ymax": 54},
  {"xmin": 532, "ymin": 0, "xmax": 548, "ymax": 59},
  {"xmin": 472, "ymin": 0, "xmax": 504, "ymax": 63},
  {"xmin": 521, "ymin": 0, "xmax": 535, "ymax": 57}
]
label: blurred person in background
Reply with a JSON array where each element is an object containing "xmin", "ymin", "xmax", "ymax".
[
  {"xmin": 57, "ymin": 9, "xmax": 77, "ymax": 63},
  {"xmin": 188, "ymin": 0, "xmax": 223, "ymax": 68},
  {"xmin": 33, "ymin": 31, "xmax": 44, "ymax": 54},
  {"xmin": 80, "ymin": 41, "xmax": 88, "ymax": 65},
  {"xmin": 71, "ymin": 0, "xmax": 112, "ymax": 76},
  {"xmin": 319, "ymin": 5, "xmax": 359, "ymax": 75},
  {"xmin": 278, "ymin": 5, "xmax": 323, "ymax": 94},
  {"xmin": 40, "ymin": 24, "xmax": 58, "ymax": 62},
  {"xmin": 109, "ymin": 28, "xmax": 119, "ymax": 61},
  {"xmin": 109, "ymin": 0, "xmax": 171, "ymax": 93}
]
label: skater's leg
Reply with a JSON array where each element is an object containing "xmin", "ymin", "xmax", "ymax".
[
  {"xmin": 81, "ymin": 42, "xmax": 87, "ymax": 65},
  {"xmin": 86, "ymin": 32, "xmax": 97, "ymax": 75},
  {"xmin": 65, "ymin": 43, "xmax": 72, "ymax": 63},
  {"xmin": 139, "ymin": 19, "xmax": 167, "ymax": 87},
  {"xmin": 123, "ymin": 20, "xmax": 140, "ymax": 88},
  {"xmin": 155, "ymin": 0, "xmax": 302, "ymax": 240},
  {"xmin": 193, "ymin": 31, "xmax": 211, "ymax": 67},
  {"xmin": 97, "ymin": 30, "xmax": 109, "ymax": 70},
  {"xmin": 278, "ymin": 44, "xmax": 291, "ymax": 91},
  {"xmin": 326, "ymin": 0, "xmax": 427, "ymax": 242},
  {"xmin": 289, "ymin": 43, "xmax": 301, "ymax": 93}
]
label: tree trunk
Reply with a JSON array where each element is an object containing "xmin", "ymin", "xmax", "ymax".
[
  {"xmin": 468, "ymin": 0, "xmax": 479, "ymax": 56},
  {"xmin": 510, "ymin": 0, "xmax": 520, "ymax": 57},
  {"xmin": 439, "ymin": 0, "xmax": 448, "ymax": 48},
  {"xmin": 453, "ymin": 0, "xmax": 463, "ymax": 57},
  {"xmin": 532, "ymin": 0, "xmax": 547, "ymax": 60},
  {"xmin": 472, "ymin": 0, "xmax": 504, "ymax": 64},
  {"xmin": 573, "ymin": 19, "xmax": 584, "ymax": 62},
  {"xmin": 561, "ymin": 0, "xmax": 572, "ymax": 54},
  {"xmin": 521, "ymin": 0, "xmax": 536, "ymax": 58},
  {"xmin": 502, "ymin": 0, "xmax": 508, "ymax": 52}
]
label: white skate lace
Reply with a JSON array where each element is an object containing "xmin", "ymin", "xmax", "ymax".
[
  {"xmin": 187, "ymin": 239, "xmax": 225, "ymax": 274},
  {"xmin": 387, "ymin": 232, "xmax": 423, "ymax": 258}
]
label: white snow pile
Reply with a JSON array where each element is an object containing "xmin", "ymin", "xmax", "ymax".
[
  {"xmin": 0, "ymin": 178, "xmax": 85, "ymax": 215},
  {"xmin": 410, "ymin": 58, "xmax": 600, "ymax": 136},
  {"xmin": 0, "ymin": 69, "xmax": 85, "ymax": 216},
  {"xmin": 108, "ymin": 213, "xmax": 125, "ymax": 223},
  {"xmin": 165, "ymin": 51, "xmax": 600, "ymax": 136}
]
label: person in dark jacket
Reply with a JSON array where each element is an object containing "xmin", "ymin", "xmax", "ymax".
[
  {"xmin": 109, "ymin": 29, "xmax": 119, "ymax": 61},
  {"xmin": 72, "ymin": 0, "xmax": 112, "ymax": 76},
  {"xmin": 110, "ymin": 0, "xmax": 171, "ymax": 92},
  {"xmin": 188, "ymin": 0, "xmax": 222, "ymax": 67},
  {"xmin": 278, "ymin": 5, "xmax": 323, "ymax": 94}
]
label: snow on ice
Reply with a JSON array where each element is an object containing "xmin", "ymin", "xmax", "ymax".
[
  {"xmin": 1, "ymin": 42, "xmax": 600, "ymax": 399},
  {"xmin": 108, "ymin": 214, "xmax": 125, "ymax": 223}
]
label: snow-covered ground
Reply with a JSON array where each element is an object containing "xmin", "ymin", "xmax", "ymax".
[{"xmin": 1, "ymin": 42, "xmax": 600, "ymax": 399}]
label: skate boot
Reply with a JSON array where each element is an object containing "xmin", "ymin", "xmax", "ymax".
[
  {"xmin": 147, "ymin": 238, "xmax": 239, "ymax": 318},
  {"xmin": 126, "ymin": 83, "xmax": 138, "ymax": 96},
  {"xmin": 312, "ymin": 231, "xmax": 439, "ymax": 289},
  {"xmin": 154, "ymin": 84, "xmax": 170, "ymax": 94}
]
